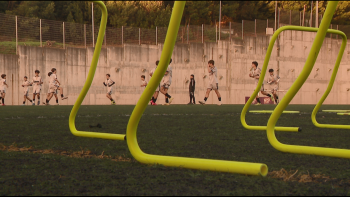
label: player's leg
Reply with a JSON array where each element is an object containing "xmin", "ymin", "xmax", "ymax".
[
  {"xmin": 272, "ymin": 89, "xmax": 279, "ymax": 104},
  {"xmin": 106, "ymin": 92, "xmax": 116, "ymax": 105},
  {"xmin": 36, "ymin": 92, "xmax": 41, "ymax": 105},
  {"xmin": 54, "ymin": 93, "xmax": 59, "ymax": 105},
  {"xmin": 1, "ymin": 92, "xmax": 6, "ymax": 105},
  {"xmin": 199, "ymin": 88, "xmax": 211, "ymax": 105},
  {"xmin": 213, "ymin": 83, "xmax": 222, "ymax": 105},
  {"xmin": 160, "ymin": 85, "xmax": 173, "ymax": 105},
  {"xmin": 57, "ymin": 87, "xmax": 68, "ymax": 100},
  {"xmin": 0, "ymin": 91, "xmax": 2, "ymax": 104},
  {"xmin": 32, "ymin": 93, "xmax": 36, "ymax": 105},
  {"xmin": 188, "ymin": 91, "xmax": 193, "ymax": 104}
]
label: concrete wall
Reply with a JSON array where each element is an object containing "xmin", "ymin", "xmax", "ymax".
[{"xmin": 1, "ymin": 30, "xmax": 350, "ymax": 105}]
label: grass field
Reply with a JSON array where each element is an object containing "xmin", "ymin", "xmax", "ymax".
[{"xmin": 1, "ymin": 104, "xmax": 350, "ymax": 195}]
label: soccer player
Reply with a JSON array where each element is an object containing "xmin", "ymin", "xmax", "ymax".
[
  {"xmin": 43, "ymin": 72, "xmax": 59, "ymax": 105},
  {"xmin": 199, "ymin": 60, "xmax": 222, "ymax": 105},
  {"xmin": 45, "ymin": 68, "xmax": 68, "ymax": 105},
  {"xmin": 249, "ymin": 61, "xmax": 273, "ymax": 105},
  {"xmin": 188, "ymin": 74, "xmax": 196, "ymax": 105},
  {"xmin": 22, "ymin": 76, "xmax": 33, "ymax": 105},
  {"xmin": 0, "ymin": 74, "xmax": 8, "ymax": 106},
  {"xmin": 32, "ymin": 70, "xmax": 43, "ymax": 105},
  {"xmin": 140, "ymin": 75, "xmax": 147, "ymax": 87},
  {"xmin": 159, "ymin": 58, "xmax": 174, "ymax": 106},
  {"xmin": 267, "ymin": 68, "xmax": 280, "ymax": 104},
  {"xmin": 103, "ymin": 74, "xmax": 116, "ymax": 105},
  {"xmin": 149, "ymin": 60, "xmax": 160, "ymax": 105}
]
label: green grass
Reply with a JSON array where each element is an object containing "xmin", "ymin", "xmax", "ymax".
[{"xmin": 1, "ymin": 104, "xmax": 350, "ymax": 195}]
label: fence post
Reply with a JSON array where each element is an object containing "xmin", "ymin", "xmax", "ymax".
[
  {"xmin": 84, "ymin": 24, "xmax": 86, "ymax": 48},
  {"xmin": 330, "ymin": 24, "xmax": 332, "ymax": 39},
  {"xmin": 202, "ymin": 24, "xmax": 204, "ymax": 43},
  {"xmin": 121, "ymin": 26, "xmax": 123, "ymax": 45},
  {"xmin": 300, "ymin": 12, "xmax": 302, "ymax": 26},
  {"xmin": 15, "ymin": 16, "xmax": 18, "ymax": 54},
  {"xmin": 302, "ymin": 5, "xmax": 305, "ymax": 26},
  {"xmin": 267, "ymin": 19, "xmax": 268, "ymax": 28},
  {"xmin": 139, "ymin": 28, "xmax": 141, "ymax": 45},
  {"xmin": 156, "ymin": 26, "xmax": 158, "ymax": 45},
  {"xmin": 92, "ymin": 2, "xmax": 94, "ymax": 47},
  {"xmin": 104, "ymin": 29, "xmax": 107, "ymax": 48},
  {"xmin": 63, "ymin": 22, "xmax": 65, "ymax": 49},
  {"xmin": 278, "ymin": 8, "xmax": 280, "ymax": 29},
  {"xmin": 242, "ymin": 20, "xmax": 244, "ymax": 40},
  {"xmin": 229, "ymin": 22, "xmax": 231, "ymax": 43},
  {"xmin": 255, "ymin": 19, "xmax": 257, "ymax": 37},
  {"xmin": 290, "ymin": 10, "xmax": 292, "ymax": 25},
  {"xmin": 40, "ymin": 19, "xmax": 42, "ymax": 47},
  {"xmin": 337, "ymin": 25, "xmax": 338, "ymax": 39},
  {"xmin": 187, "ymin": 24, "xmax": 189, "ymax": 44},
  {"xmin": 215, "ymin": 24, "xmax": 217, "ymax": 43}
]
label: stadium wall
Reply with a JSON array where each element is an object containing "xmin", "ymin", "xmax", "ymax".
[{"xmin": 1, "ymin": 30, "xmax": 350, "ymax": 105}]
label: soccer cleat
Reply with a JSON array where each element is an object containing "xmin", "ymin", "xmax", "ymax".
[
  {"xmin": 163, "ymin": 103, "xmax": 170, "ymax": 106},
  {"xmin": 2, "ymin": 104, "xmax": 5, "ymax": 106},
  {"xmin": 32, "ymin": 103, "xmax": 35, "ymax": 106},
  {"xmin": 271, "ymin": 95, "xmax": 275, "ymax": 103},
  {"xmin": 199, "ymin": 101, "xmax": 205, "ymax": 105},
  {"xmin": 217, "ymin": 102, "xmax": 222, "ymax": 106},
  {"xmin": 187, "ymin": 102, "xmax": 193, "ymax": 105},
  {"xmin": 61, "ymin": 96, "xmax": 68, "ymax": 100},
  {"xmin": 255, "ymin": 103, "xmax": 261, "ymax": 105},
  {"xmin": 56, "ymin": 103, "xmax": 59, "ymax": 105},
  {"xmin": 22, "ymin": 104, "xmax": 25, "ymax": 106},
  {"xmin": 169, "ymin": 97, "xmax": 174, "ymax": 104}
]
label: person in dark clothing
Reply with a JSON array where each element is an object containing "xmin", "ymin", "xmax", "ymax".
[{"xmin": 188, "ymin": 74, "xmax": 195, "ymax": 104}]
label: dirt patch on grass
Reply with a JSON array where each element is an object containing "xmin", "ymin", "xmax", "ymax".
[
  {"xmin": 269, "ymin": 168, "xmax": 336, "ymax": 183},
  {"xmin": 0, "ymin": 143, "xmax": 132, "ymax": 162}
]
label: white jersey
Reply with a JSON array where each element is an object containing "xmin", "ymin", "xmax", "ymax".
[
  {"xmin": 253, "ymin": 67, "xmax": 264, "ymax": 84},
  {"xmin": 0, "ymin": 79, "xmax": 6, "ymax": 90},
  {"xmin": 267, "ymin": 74, "xmax": 279, "ymax": 90},
  {"xmin": 162, "ymin": 65, "xmax": 172, "ymax": 85},
  {"xmin": 49, "ymin": 74, "xmax": 57, "ymax": 85},
  {"xmin": 141, "ymin": 80, "xmax": 147, "ymax": 87},
  {"xmin": 32, "ymin": 76, "xmax": 42, "ymax": 87},
  {"xmin": 105, "ymin": 79, "xmax": 115, "ymax": 93},
  {"xmin": 22, "ymin": 81, "xmax": 31, "ymax": 92},
  {"xmin": 208, "ymin": 66, "xmax": 218, "ymax": 84},
  {"xmin": 150, "ymin": 67, "xmax": 157, "ymax": 77}
]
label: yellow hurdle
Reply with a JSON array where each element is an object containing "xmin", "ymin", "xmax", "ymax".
[
  {"xmin": 125, "ymin": 1, "xmax": 268, "ymax": 176},
  {"xmin": 69, "ymin": 1, "xmax": 125, "ymax": 141},
  {"xmin": 266, "ymin": 1, "xmax": 350, "ymax": 159},
  {"xmin": 249, "ymin": 110, "xmax": 300, "ymax": 114}
]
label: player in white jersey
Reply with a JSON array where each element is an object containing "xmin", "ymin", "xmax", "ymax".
[
  {"xmin": 32, "ymin": 70, "xmax": 43, "ymax": 105},
  {"xmin": 249, "ymin": 61, "xmax": 273, "ymax": 105},
  {"xmin": 45, "ymin": 68, "xmax": 68, "ymax": 105},
  {"xmin": 21, "ymin": 76, "xmax": 33, "ymax": 105},
  {"xmin": 149, "ymin": 60, "xmax": 161, "ymax": 105},
  {"xmin": 199, "ymin": 60, "xmax": 222, "ymax": 105},
  {"xmin": 267, "ymin": 68, "xmax": 280, "ymax": 104},
  {"xmin": 140, "ymin": 75, "xmax": 147, "ymax": 87},
  {"xmin": 103, "ymin": 74, "xmax": 116, "ymax": 105},
  {"xmin": 0, "ymin": 74, "xmax": 9, "ymax": 106},
  {"xmin": 43, "ymin": 72, "xmax": 59, "ymax": 105},
  {"xmin": 159, "ymin": 58, "xmax": 174, "ymax": 105}
]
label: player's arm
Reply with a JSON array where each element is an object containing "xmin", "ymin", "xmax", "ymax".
[
  {"xmin": 4, "ymin": 81, "xmax": 8, "ymax": 87},
  {"xmin": 207, "ymin": 65, "xmax": 212, "ymax": 73},
  {"xmin": 39, "ymin": 79, "xmax": 43, "ymax": 85},
  {"xmin": 254, "ymin": 74, "xmax": 260, "ymax": 79},
  {"xmin": 109, "ymin": 80, "xmax": 115, "ymax": 87}
]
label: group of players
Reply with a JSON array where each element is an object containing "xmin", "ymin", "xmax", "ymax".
[
  {"xmin": 0, "ymin": 68, "xmax": 68, "ymax": 106},
  {"xmin": 0, "ymin": 60, "xmax": 280, "ymax": 106}
]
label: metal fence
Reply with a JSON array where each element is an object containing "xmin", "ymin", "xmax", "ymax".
[{"xmin": 0, "ymin": 8, "xmax": 349, "ymax": 55}]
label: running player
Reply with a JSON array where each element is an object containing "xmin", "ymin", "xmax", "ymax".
[
  {"xmin": 45, "ymin": 68, "xmax": 68, "ymax": 105},
  {"xmin": 103, "ymin": 74, "xmax": 116, "ymax": 105},
  {"xmin": 32, "ymin": 70, "xmax": 43, "ymax": 105},
  {"xmin": 199, "ymin": 60, "xmax": 222, "ymax": 105},
  {"xmin": 267, "ymin": 68, "xmax": 280, "ymax": 104},
  {"xmin": 160, "ymin": 58, "xmax": 174, "ymax": 106},
  {"xmin": 149, "ymin": 60, "xmax": 160, "ymax": 105},
  {"xmin": 22, "ymin": 76, "xmax": 33, "ymax": 105},
  {"xmin": 0, "ymin": 74, "xmax": 8, "ymax": 106},
  {"xmin": 249, "ymin": 61, "xmax": 273, "ymax": 105},
  {"xmin": 43, "ymin": 72, "xmax": 59, "ymax": 105},
  {"xmin": 140, "ymin": 75, "xmax": 147, "ymax": 87}
]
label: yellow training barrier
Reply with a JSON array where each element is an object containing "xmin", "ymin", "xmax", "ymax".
[
  {"xmin": 266, "ymin": 1, "xmax": 350, "ymax": 159},
  {"xmin": 69, "ymin": 1, "xmax": 125, "ymax": 141},
  {"xmin": 310, "ymin": 29, "xmax": 348, "ymax": 129},
  {"xmin": 125, "ymin": 1, "xmax": 268, "ymax": 176},
  {"xmin": 337, "ymin": 113, "xmax": 350, "ymax": 116},
  {"xmin": 249, "ymin": 110, "xmax": 300, "ymax": 114},
  {"xmin": 322, "ymin": 110, "xmax": 350, "ymax": 113}
]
